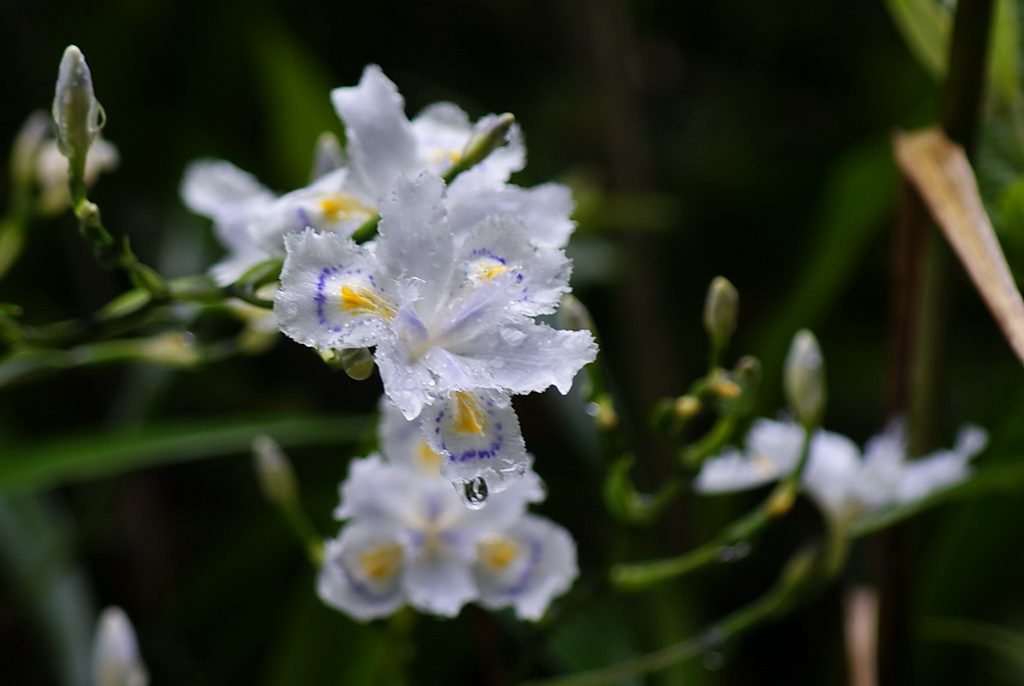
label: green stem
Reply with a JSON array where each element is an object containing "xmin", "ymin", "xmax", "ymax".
[
  {"xmin": 612, "ymin": 428, "xmax": 814, "ymax": 589},
  {"xmin": 882, "ymin": 2, "xmax": 995, "ymax": 684},
  {"xmin": 528, "ymin": 546, "xmax": 823, "ymax": 686}
]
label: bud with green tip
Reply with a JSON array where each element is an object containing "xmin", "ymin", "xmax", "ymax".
[
  {"xmin": 253, "ymin": 435, "xmax": 298, "ymax": 509},
  {"xmin": 704, "ymin": 276, "xmax": 739, "ymax": 355},
  {"xmin": 784, "ymin": 329, "xmax": 826, "ymax": 430},
  {"xmin": 52, "ymin": 46, "xmax": 103, "ymax": 182},
  {"xmin": 558, "ymin": 294, "xmax": 596, "ymax": 334},
  {"xmin": 443, "ymin": 113, "xmax": 516, "ymax": 181},
  {"xmin": 310, "ymin": 131, "xmax": 345, "ymax": 181},
  {"xmin": 92, "ymin": 606, "xmax": 148, "ymax": 686}
]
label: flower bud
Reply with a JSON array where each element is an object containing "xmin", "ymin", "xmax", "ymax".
[
  {"xmin": 733, "ymin": 355, "xmax": 762, "ymax": 388},
  {"xmin": 10, "ymin": 111, "xmax": 50, "ymax": 190},
  {"xmin": 92, "ymin": 606, "xmax": 148, "ymax": 686},
  {"xmin": 784, "ymin": 329, "xmax": 826, "ymax": 430},
  {"xmin": 703, "ymin": 276, "xmax": 738, "ymax": 353},
  {"xmin": 310, "ymin": 131, "xmax": 344, "ymax": 181},
  {"xmin": 558, "ymin": 294, "xmax": 596, "ymax": 334},
  {"xmin": 52, "ymin": 46, "xmax": 103, "ymax": 174},
  {"xmin": 673, "ymin": 395, "xmax": 701, "ymax": 420},
  {"xmin": 253, "ymin": 435, "xmax": 298, "ymax": 508},
  {"xmin": 333, "ymin": 347, "xmax": 376, "ymax": 380},
  {"xmin": 445, "ymin": 113, "xmax": 516, "ymax": 180}
]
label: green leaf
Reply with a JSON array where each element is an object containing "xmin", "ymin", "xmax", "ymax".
[
  {"xmin": 990, "ymin": 0, "xmax": 1022, "ymax": 105},
  {"xmin": 923, "ymin": 617, "xmax": 1024, "ymax": 669},
  {"xmin": 0, "ymin": 493, "xmax": 94, "ymax": 686},
  {"xmin": 0, "ymin": 414, "xmax": 370, "ymax": 494},
  {"xmin": 885, "ymin": 0, "xmax": 952, "ymax": 79}
]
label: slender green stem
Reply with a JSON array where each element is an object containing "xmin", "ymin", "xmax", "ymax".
[
  {"xmin": 612, "ymin": 428, "xmax": 813, "ymax": 589},
  {"xmin": 528, "ymin": 546, "xmax": 824, "ymax": 686},
  {"xmin": 882, "ymin": 2, "xmax": 995, "ymax": 684}
]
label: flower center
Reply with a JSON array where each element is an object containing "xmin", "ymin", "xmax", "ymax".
[
  {"xmin": 318, "ymin": 193, "xmax": 374, "ymax": 221},
  {"xmin": 452, "ymin": 391, "xmax": 486, "ymax": 435},
  {"xmin": 358, "ymin": 542, "xmax": 403, "ymax": 582},
  {"xmin": 340, "ymin": 285, "xmax": 395, "ymax": 320},
  {"xmin": 478, "ymin": 536, "xmax": 519, "ymax": 570}
]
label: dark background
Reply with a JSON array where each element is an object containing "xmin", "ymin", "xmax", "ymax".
[{"xmin": 2, "ymin": 1, "xmax": 1023, "ymax": 684}]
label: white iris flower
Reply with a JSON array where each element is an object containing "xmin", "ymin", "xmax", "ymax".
[
  {"xmin": 182, "ymin": 65, "xmax": 573, "ymax": 285},
  {"xmin": 275, "ymin": 172, "xmax": 596, "ymax": 492},
  {"xmin": 694, "ymin": 418, "xmax": 987, "ymax": 524},
  {"xmin": 317, "ymin": 405, "xmax": 578, "ymax": 621}
]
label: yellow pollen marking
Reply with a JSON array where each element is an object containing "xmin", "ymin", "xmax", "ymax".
[
  {"xmin": 429, "ymin": 148, "xmax": 462, "ymax": 168},
  {"xmin": 416, "ymin": 441, "xmax": 443, "ymax": 475},
  {"xmin": 479, "ymin": 538, "xmax": 519, "ymax": 570},
  {"xmin": 452, "ymin": 392, "xmax": 486, "ymax": 435},
  {"xmin": 474, "ymin": 263, "xmax": 509, "ymax": 281},
  {"xmin": 340, "ymin": 285, "xmax": 395, "ymax": 319},
  {"xmin": 319, "ymin": 194, "xmax": 373, "ymax": 221},
  {"xmin": 359, "ymin": 543, "xmax": 403, "ymax": 581}
]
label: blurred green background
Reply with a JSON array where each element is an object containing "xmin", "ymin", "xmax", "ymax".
[{"xmin": 3, "ymin": 0, "xmax": 1024, "ymax": 684}]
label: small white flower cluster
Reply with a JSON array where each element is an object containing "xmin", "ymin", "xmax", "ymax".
[
  {"xmin": 695, "ymin": 418, "xmax": 987, "ymax": 525},
  {"xmin": 183, "ymin": 66, "xmax": 597, "ymax": 498},
  {"xmin": 318, "ymin": 402, "xmax": 577, "ymax": 621}
]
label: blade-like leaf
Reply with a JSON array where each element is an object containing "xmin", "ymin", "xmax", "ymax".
[
  {"xmin": 894, "ymin": 127, "xmax": 1024, "ymax": 366},
  {"xmin": 0, "ymin": 414, "xmax": 369, "ymax": 494}
]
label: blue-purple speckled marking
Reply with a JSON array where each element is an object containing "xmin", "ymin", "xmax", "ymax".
[
  {"xmin": 468, "ymin": 248, "xmax": 507, "ymax": 264},
  {"xmin": 434, "ymin": 401, "xmax": 505, "ymax": 463},
  {"xmin": 315, "ymin": 264, "xmax": 344, "ymax": 332}
]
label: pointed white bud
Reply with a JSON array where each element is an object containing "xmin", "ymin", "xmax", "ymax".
[
  {"xmin": 704, "ymin": 276, "xmax": 739, "ymax": 352},
  {"xmin": 52, "ymin": 46, "xmax": 103, "ymax": 171},
  {"xmin": 92, "ymin": 606, "xmax": 148, "ymax": 686},
  {"xmin": 784, "ymin": 329, "xmax": 827, "ymax": 429},
  {"xmin": 253, "ymin": 435, "xmax": 298, "ymax": 508}
]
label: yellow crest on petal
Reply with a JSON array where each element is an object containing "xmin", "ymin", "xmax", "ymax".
[{"xmin": 452, "ymin": 392, "xmax": 486, "ymax": 435}]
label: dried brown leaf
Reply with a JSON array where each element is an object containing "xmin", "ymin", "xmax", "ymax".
[{"xmin": 894, "ymin": 127, "xmax": 1024, "ymax": 366}]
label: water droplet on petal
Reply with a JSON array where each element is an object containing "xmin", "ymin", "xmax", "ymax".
[
  {"xmin": 456, "ymin": 476, "xmax": 489, "ymax": 510},
  {"xmin": 716, "ymin": 542, "xmax": 751, "ymax": 562},
  {"xmin": 500, "ymin": 327, "xmax": 527, "ymax": 346}
]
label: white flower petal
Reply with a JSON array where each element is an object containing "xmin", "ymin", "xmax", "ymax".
[
  {"xmin": 693, "ymin": 447, "xmax": 782, "ymax": 493},
  {"xmin": 330, "ymin": 65, "xmax": 419, "ymax": 199},
  {"xmin": 803, "ymin": 430, "xmax": 864, "ymax": 518},
  {"xmin": 744, "ymin": 418, "xmax": 806, "ymax": 472},
  {"xmin": 403, "ymin": 554, "xmax": 477, "ymax": 617},
  {"xmin": 446, "ymin": 322, "xmax": 597, "ymax": 396},
  {"xmin": 375, "ymin": 173, "xmax": 455, "ymax": 314},
  {"xmin": 448, "ymin": 175, "xmax": 576, "ymax": 249},
  {"xmin": 474, "ymin": 515, "xmax": 577, "ymax": 621},
  {"xmin": 457, "ymin": 214, "xmax": 573, "ymax": 316},
  {"xmin": 378, "ymin": 398, "xmax": 448, "ymax": 476},
  {"xmin": 421, "ymin": 390, "xmax": 530, "ymax": 496},
  {"xmin": 275, "ymin": 229, "xmax": 393, "ymax": 350},
  {"xmin": 180, "ymin": 158, "xmax": 274, "ymax": 223},
  {"xmin": 374, "ymin": 336, "xmax": 442, "ymax": 419},
  {"xmin": 317, "ymin": 524, "xmax": 407, "ymax": 622},
  {"xmin": 411, "ymin": 102, "xmax": 473, "ymax": 175},
  {"xmin": 895, "ymin": 424, "xmax": 986, "ymax": 503}
]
